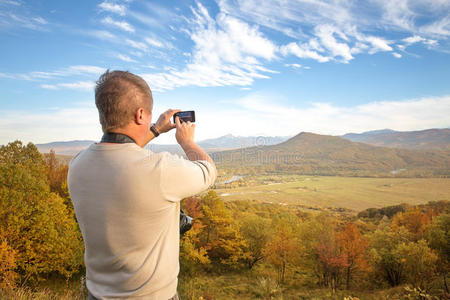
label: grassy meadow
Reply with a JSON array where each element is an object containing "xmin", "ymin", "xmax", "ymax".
[{"xmin": 214, "ymin": 175, "xmax": 450, "ymax": 212}]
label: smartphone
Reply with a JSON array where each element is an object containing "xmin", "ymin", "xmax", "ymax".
[{"xmin": 174, "ymin": 111, "xmax": 195, "ymax": 123}]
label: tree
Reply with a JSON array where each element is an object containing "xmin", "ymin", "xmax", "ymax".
[
  {"xmin": 0, "ymin": 141, "xmax": 83, "ymax": 282},
  {"xmin": 263, "ymin": 214, "xmax": 301, "ymax": 284},
  {"xmin": 368, "ymin": 226, "xmax": 412, "ymax": 286},
  {"xmin": 336, "ymin": 222, "xmax": 369, "ymax": 290},
  {"xmin": 425, "ymin": 213, "xmax": 450, "ymax": 293},
  {"xmin": 298, "ymin": 213, "xmax": 340, "ymax": 288},
  {"xmin": 393, "ymin": 239, "xmax": 438, "ymax": 289},
  {"xmin": 239, "ymin": 214, "xmax": 273, "ymax": 269},
  {"xmin": 196, "ymin": 191, "xmax": 246, "ymax": 268},
  {"xmin": 392, "ymin": 207, "xmax": 431, "ymax": 241},
  {"xmin": 0, "ymin": 237, "xmax": 17, "ymax": 289},
  {"xmin": 44, "ymin": 150, "xmax": 70, "ymax": 201}
]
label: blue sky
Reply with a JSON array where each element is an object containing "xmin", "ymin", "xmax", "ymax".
[{"xmin": 1, "ymin": 0, "xmax": 450, "ymax": 145}]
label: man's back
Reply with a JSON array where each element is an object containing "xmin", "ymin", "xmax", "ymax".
[{"xmin": 68, "ymin": 142, "xmax": 216, "ymax": 299}]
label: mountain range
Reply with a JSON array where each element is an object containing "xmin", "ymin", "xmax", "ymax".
[
  {"xmin": 35, "ymin": 128, "xmax": 449, "ymax": 156},
  {"xmin": 35, "ymin": 134, "xmax": 291, "ymax": 156},
  {"xmin": 211, "ymin": 131, "xmax": 450, "ymax": 177},
  {"xmin": 341, "ymin": 128, "xmax": 450, "ymax": 150},
  {"xmin": 34, "ymin": 128, "xmax": 450, "ymax": 177}
]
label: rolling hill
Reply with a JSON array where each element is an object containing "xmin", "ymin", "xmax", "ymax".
[
  {"xmin": 35, "ymin": 134, "xmax": 290, "ymax": 156},
  {"xmin": 341, "ymin": 128, "xmax": 450, "ymax": 150},
  {"xmin": 211, "ymin": 132, "xmax": 450, "ymax": 177}
]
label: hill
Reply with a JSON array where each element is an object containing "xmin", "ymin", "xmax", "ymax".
[
  {"xmin": 211, "ymin": 132, "xmax": 450, "ymax": 177},
  {"xmin": 341, "ymin": 128, "xmax": 450, "ymax": 150},
  {"xmin": 35, "ymin": 134, "xmax": 290, "ymax": 156}
]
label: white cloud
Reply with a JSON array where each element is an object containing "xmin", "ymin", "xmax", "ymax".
[
  {"xmin": 363, "ymin": 36, "xmax": 393, "ymax": 54},
  {"xmin": 101, "ymin": 16, "xmax": 134, "ymax": 33},
  {"xmin": 125, "ymin": 39, "xmax": 148, "ymax": 51},
  {"xmin": 116, "ymin": 54, "xmax": 137, "ymax": 62},
  {"xmin": 1, "ymin": 65, "xmax": 105, "ymax": 81},
  {"xmin": 144, "ymin": 37, "xmax": 164, "ymax": 48},
  {"xmin": 140, "ymin": 2, "xmax": 278, "ymax": 91},
  {"xmin": 98, "ymin": 1, "xmax": 126, "ymax": 16},
  {"xmin": 285, "ymin": 63, "xmax": 302, "ymax": 68},
  {"xmin": 40, "ymin": 81, "xmax": 95, "ymax": 91},
  {"xmin": 0, "ymin": 103, "xmax": 101, "ymax": 145},
  {"xmin": 280, "ymin": 42, "xmax": 330, "ymax": 63},
  {"xmin": 1, "ymin": 94, "xmax": 449, "ymax": 146},
  {"xmin": 206, "ymin": 93, "xmax": 450, "ymax": 138},
  {"xmin": 392, "ymin": 52, "xmax": 402, "ymax": 58},
  {"xmin": 87, "ymin": 30, "xmax": 116, "ymax": 40}
]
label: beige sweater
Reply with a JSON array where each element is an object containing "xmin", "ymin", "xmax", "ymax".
[{"xmin": 68, "ymin": 143, "xmax": 216, "ymax": 299}]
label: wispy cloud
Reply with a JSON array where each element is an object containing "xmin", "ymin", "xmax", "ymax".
[
  {"xmin": 116, "ymin": 53, "xmax": 137, "ymax": 62},
  {"xmin": 125, "ymin": 38, "xmax": 148, "ymax": 51},
  {"xmin": 40, "ymin": 81, "xmax": 95, "ymax": 91},
  {"xmin": 98, "ymin": 1, "xmax": 126, "ymax": 16},
  {"xmin": 1, "ymin": 65, "xmax": 106, "ymax": 81},
  {"xmin": 141, "ymin": 2, "xmax": 277, "ymax": 91},
  {"xmin": 218, "ymin": 0, "xmax": 450, "ymax": 64},
  {"xmin": 101, "ymin": 16, "xmax": 134, "ymax": 33}
]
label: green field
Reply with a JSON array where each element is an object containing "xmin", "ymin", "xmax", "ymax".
[{"xmin": 214, "ymin": 175, "xmax": 450, "ymax": 212}]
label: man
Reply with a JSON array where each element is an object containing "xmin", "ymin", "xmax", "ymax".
[{"xmin": 68, "ymin": 70, "xmax": 217, "ymax": 300}]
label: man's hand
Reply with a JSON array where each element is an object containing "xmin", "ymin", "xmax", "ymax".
[
  {"xmin": 154, "ymin": 109, "xmax": 181, "ymax": 134},
  {"xmin": 175, "ymin": 116, "xmax": 195, "ymax": 147}
]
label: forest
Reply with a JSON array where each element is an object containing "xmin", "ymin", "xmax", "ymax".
[{"xmin": 0, "ymin": 141, "xmax": 449, "ymax": 299}]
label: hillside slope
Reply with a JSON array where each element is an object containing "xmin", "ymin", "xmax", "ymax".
[{"xmin": 212, "ymin": 132, "xmax": 450, "ymax": 177}]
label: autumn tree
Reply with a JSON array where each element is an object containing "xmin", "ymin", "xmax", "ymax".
[
  {"xmin": 0, "ymin": 237, "xmax": 17, "ymax": 289},
  {"xmin": 425, "ymin": 213, "xmax": 450, "ymax": 293},
  {"xmin": 336, "ymin": 222, "xmax": 369, "ymax": 290},
  {"xmin": 263, "ymin": 214, "xmax": 301, "ymax": 284},
  {"xmin": 44, "ymin": 150, "xmax": 70, "ymax": 202},
  {"xmin": 0, "ymin": 141, "xmax": 83, "ymax": 282},
  {"xmin": 298, "ymin": 213, "xmax": 340, "ymax": 288},
  {"xmin": 368, "ymin": 226, "xmax": 412, "ymax": 286},
  {"xmin": 393, "ymin": 239, "xmax": 438, "ymax": 289},
  {"xmin": 196, "ymin": 191, "xmax": 246, "ymax": 269},
  {"xmin": 391, "ymin": 207, "xmax": 432, "ymax": 241},
  {"xmin": 240, "ymin": 214, "xmax": 273, "ymax": 269}
]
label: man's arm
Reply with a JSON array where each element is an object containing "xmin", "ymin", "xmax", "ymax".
[{"xmin": 175, "ymin": 116, "xmax": 217, "ymax": 175}]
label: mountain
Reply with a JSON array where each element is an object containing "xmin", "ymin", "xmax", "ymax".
[
  {"xmin": 341, "ymin": 128, "xmax": 450, "ymax": 150},
  {"xmin": 36, "ymin": 140, "xmax": 95, "ymax": 156},
  {"xmin": 35, "ymin": 134, "xmax": 290, "ymax": 156},
  {"xmin": 198, "ymin": 134, "xmax": 290, "ymax": 149},
  {"xmin": 211, "ymin": 132, "xmax": 450, "ymax": 177}
]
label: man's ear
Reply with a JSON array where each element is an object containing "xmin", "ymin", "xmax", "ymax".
[{"xmin": 135, "ymin": 108, "xmax": 146, "ymax": 125}]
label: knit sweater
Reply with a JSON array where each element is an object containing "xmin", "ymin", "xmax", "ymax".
[{"xmin": 68, "ymin": 142, "xmax": 216, "ymax": 299}]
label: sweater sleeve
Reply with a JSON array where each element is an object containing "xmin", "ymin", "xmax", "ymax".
[{"xmin": 159, "ymin": 152, "xmax": 217, "ymax": 202}]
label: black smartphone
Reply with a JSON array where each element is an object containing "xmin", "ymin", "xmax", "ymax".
[{"xmin": 174, "ymin": 111, "xmax": 195, "ymax": 123}]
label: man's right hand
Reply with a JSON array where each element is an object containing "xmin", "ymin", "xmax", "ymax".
[{"xmin": 175, "ymin": 116, "xmax": 195, "ymax": 147}]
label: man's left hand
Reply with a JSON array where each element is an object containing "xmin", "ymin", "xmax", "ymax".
[{"xmin": 154, "ymin": 109, "xmax": 181, "ymax": 134}]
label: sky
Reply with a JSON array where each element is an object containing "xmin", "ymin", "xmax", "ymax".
[{"xmin": 1, "ymin": 0, "xmax": 450, "ymax": 145}]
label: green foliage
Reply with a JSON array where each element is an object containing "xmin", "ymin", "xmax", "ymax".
[
  {"xmin": 239, "ymin": 214, "xmax": 273, "ymax": 269},
  {"xmin": 196, "ymin": 191, "xmax": 247, "ymax": 268},
  {"xmin": 0, "ymin": 141, "xmax": 83, "ymax": 282},
  {"xmin": 368, "ymin": 226, "xmax": 413, "ymax": 286},
  {"xmin": 394, "ymin": 240, "xmax": 438, "ymax": 289}
]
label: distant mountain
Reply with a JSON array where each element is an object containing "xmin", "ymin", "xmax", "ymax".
[
  {"xmin": 341, "ymin": 128, "xmax": 450, "ymax": 150},
  {"xmin": 198, "ymin": 134, "xmax": 290, "ymax": 149},
  {"xmin": 36, "ymin": 140, "xmax": 95, "ymax": 156},
  {"xmin": 35, "ymin": 134, "xmax": 290, "ymax": 156},
  {"xmin": 211, "ymin": 132, "xmax": 450, "ymax": 177}
]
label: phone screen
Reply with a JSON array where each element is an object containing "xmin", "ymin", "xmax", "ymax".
[{"xmin": 174, "ymin": 111, "xmax": 195, "ymax": 123}]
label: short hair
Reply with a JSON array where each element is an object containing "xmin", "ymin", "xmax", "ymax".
[{"xmin": 95, "ymin": 70, "xmax": 153, "ymax": 132}]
